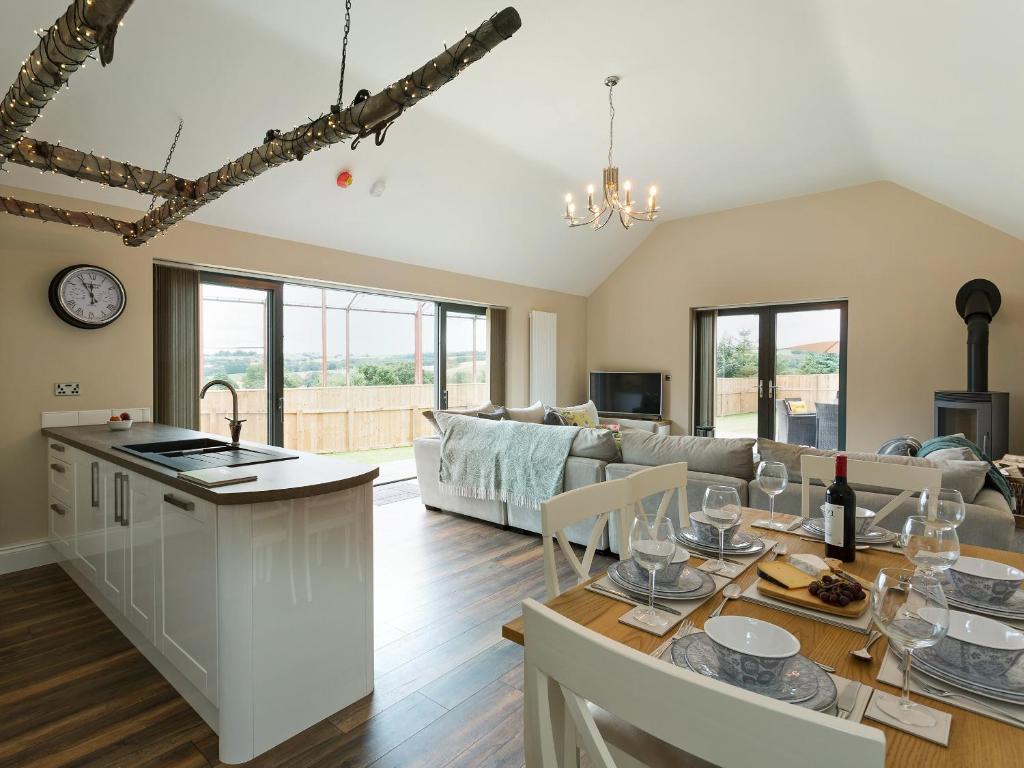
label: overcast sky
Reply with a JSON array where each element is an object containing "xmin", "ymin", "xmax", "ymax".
[{"xmin": 716, "ymin": 308, "xmax": 840, "ymax": 350}]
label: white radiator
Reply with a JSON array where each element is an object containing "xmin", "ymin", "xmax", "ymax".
[{"xmin": 529, "ymin": 310, "xmax": 557, "ymax": 405}]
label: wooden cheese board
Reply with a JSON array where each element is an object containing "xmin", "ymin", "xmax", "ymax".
[{"xmin": 755, "ymin": 575, "xmax": 871, "ymax": 619}]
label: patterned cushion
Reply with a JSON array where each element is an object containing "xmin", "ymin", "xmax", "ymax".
[{"xmin": 557, "ymin": 400, "xmax": 600, "ymax": 428}]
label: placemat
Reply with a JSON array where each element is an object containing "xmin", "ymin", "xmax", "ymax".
[
  {"xmin": 864, "ymin": 689, "xmax": 951, "ymax": 745},
  {"xmin": 739, "ymin": 580, "xmax": 874, "ymax": 634},
  {"xmin": 587, "ymin": 573, "xmax": 731, "ymax": 637},
  {"xmin": 877, "ymin": 649, "xmax": 1024, "ymax": 729}
]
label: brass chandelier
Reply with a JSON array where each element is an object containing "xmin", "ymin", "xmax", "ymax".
[{"xmin": 562, "ymin": 75, "xmax": 659, "ymax": 230}]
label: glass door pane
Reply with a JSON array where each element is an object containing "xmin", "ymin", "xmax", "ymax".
[
  {"xmin": 199, "ymin": 282, "xmax": 272, "ymax": 444},
  {"xmin": 772, "ymin": 307, "xmax": 843, "ymax": 449},
  {"xmin": 713, "ymin": 313, "xmax": 760, "ymax": 439},
  {"xmin": 438, "ymin": 305, "xmax": 488, "ymax": 410}
]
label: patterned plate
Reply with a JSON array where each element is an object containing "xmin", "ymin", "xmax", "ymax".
[
  {"xmin": 891, "ymin": 644, "xmax": 1024, "ymax": 705},
  {"xmin": 611, "ymin": 559, "xmax": 704, "ymax": 595},
  {"xmin": 945, "ymin": 585, "xmax": 1024, "ymax": 622},
  {"xmin": 670, "ymin": 633, "xmax": 837, "ymax": 710},
  {"xmin": 607, "ymin": 564, "xmax": 718, "ymax": 601},
  {"xmin": 676, "ymin": 528, "xmax": 765, "ymax": 554},
  {"xmin": 800, "ymin": 519, "xmax": 896, "ymax": 544}
]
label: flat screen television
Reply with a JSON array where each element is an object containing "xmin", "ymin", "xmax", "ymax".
[{"xmin": 589, "ymin": 371, "xmax": 663, "ymax": 419}]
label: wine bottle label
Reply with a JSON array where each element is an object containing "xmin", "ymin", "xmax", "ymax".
[{"xmin": 823, "ymin": 503, "xmax": 844, "ymax": 546}]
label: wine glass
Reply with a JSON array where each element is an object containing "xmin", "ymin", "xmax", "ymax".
[
  {"xmin": 919, "ymin": 488, "xmax": 966, "ymax": 529},
  {"xmin": 903, "ymin": 515, "xmax": 959, "ymax": 578},
  {"xmin": 870, "ymin": 568, "xmax": 949, "ymax": 727},
  {"xmin": 702, "ymin": 485, "xmax": 742, "ymax": 573},
  {"xmin": 629, "ymin": 513, "xmax": 676, "ymax": 629},
  {"xmin": 754, "ymin": 461, "xmax": 789, "ymax": 530}
]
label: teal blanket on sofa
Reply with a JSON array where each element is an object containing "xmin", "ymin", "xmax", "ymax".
[
  {"xmin": 918, "ymin": 435, "xmax": 1014, "ymax": 507},
  {"xmin": 439, "ymin": 417, "xmax": 580, "ymax": 509}
]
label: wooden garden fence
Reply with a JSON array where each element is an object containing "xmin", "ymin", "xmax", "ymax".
[{"xmin": 715, "ymin": 374, "xmax": 839, "ymax": 416}]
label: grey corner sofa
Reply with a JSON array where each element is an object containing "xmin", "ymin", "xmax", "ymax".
[{"xmin": 413, "ymin": 428, "xmax": 1017, "ymax": 552}]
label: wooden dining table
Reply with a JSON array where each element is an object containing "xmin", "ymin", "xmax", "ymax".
[{"xmin": 502, "ymin": 509, "xmax": 1024, "ymax": 767}]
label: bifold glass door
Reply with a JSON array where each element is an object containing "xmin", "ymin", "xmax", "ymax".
[
  {"xmin": 437, "ymin": 304, "xmax": 488, "ymax": 410},
  {"xmin": 704, "ymin": 302, "xmax": 847, "ymax": 448}
]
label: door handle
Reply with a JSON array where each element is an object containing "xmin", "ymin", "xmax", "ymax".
[
  {"xmin": 758, "ymin": 380, "xmax": 764, "ymax": 398},
  {"xmin": 50, "ymin": 443, "xmax": 66, "ymax": 453},
  {"xmin": 768, "ymin": 380, "xmax": 775, "ymax": 399},
  {"xmin": 113, "ymin": 472, "xmax": 123, "ymax": 524},
  {"xmin": 91, "ymin": 462, "xmax": 99, "ymax": 507},
  {"xmin": 50, "ymin": 463, "xmax": 66, "ymax": 474},
  {"xmin": 120, "ymin": 474, "xmax": 129, "ymax": 527},
  {"xmin": 163, "ymin": 493, "xmax": 195, "ymax": 512},
  {"xmin": 50, "ymin": 502, "xmax": 66, "ymax": 517}
]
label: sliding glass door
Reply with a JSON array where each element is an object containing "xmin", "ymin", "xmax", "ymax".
[
  {"xmin": 701, "ymin": 302, "xmax": 847, "ymax": 448},
  {"xmin": 437, "ymin": 303, "xmax": 488, "ymax": 410}
]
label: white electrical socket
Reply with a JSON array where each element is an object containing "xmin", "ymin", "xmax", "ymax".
[{"xmin": 54, "ymin": 382, "xmax": 80, "ymax": 396}]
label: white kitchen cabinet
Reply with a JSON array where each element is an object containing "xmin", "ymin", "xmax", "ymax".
[
  {"xmin": 100, "ymin": 463, "xmax": 128, "ymax": 611},
  {"xmin": 73, "ymin": 452, "xmax": 104, "ymax": 584},
  {"xmin": 159, "ymin": 487, "xmax": 218, "ymax": 703},
  {"xmin": 48, "ymin": 495, "xmax": 74, "ymax": 558},
  {"xmin": 124, "ymin": 471, "xmax": 159, "ymax": 643}
]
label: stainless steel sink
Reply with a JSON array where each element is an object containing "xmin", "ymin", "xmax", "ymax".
[{"xmin": 115, "ymin": 438, "xmax": 299, "ymax": 472}]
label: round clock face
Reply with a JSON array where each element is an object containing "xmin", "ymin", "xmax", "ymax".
[{"xmin": 48, "ymin": 265, "xmax": 127, "ymax": 329}]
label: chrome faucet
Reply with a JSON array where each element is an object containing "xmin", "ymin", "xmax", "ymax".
[{"xmin": 200, "ymin": 379, "xmax": 246, "ymax": 446}]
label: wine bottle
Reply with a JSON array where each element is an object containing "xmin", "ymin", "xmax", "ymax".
[{"xmin": 824, "ymin": 454, "xmax": 857, "ymax": 563}]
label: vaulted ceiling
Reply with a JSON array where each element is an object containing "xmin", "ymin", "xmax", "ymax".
[{"xmin": 3, "ymin": 1, "xmax": 1022, "ymax": 295}]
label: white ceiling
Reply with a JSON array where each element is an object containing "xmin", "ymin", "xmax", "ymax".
[{"xmin": 3, "ymin": 1, "xmax": 1023, "ymax": 295}]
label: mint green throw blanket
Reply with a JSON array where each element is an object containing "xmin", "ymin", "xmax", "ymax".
[
  {"xmin": 918, "ymin": 435, "xmax": 1014, "ymax": 507},
  {"xmin": 439, "ymin": 417, "xmax": 580, "ymax": 508}
]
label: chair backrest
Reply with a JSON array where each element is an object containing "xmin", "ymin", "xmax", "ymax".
[
  {"xmin": 522, "ymin": 598, "xmax": 886, "ymax": 768},
  {"xmin": 800, "ymin": 454, "xmax": 943, "ymax": 524},
  {"xmin": 540, "ymin": 478, "xmax": 631, "ymax": 600},
  {"xmin": 815, "ymin": 403, "xmax": 840, "ymax": 451},
  {"xmin": 622, "ymin": 462, "xmax": 688, "ymax": 540}
]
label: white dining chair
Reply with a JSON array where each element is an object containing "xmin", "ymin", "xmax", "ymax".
[
  {"xmin": 800, "ymin": 454, "xmax": 942, "ymax": 525},
  {"xmin": 522, "ymin": 598, "xmax": 886, "ymax": 768},
  {"xmin": 541, "ymin": 477, "xmax": 632, "ymax": 600},
  {"xmin": 607, "ymin": 462, "xmax": 689, "ymax": 557}
]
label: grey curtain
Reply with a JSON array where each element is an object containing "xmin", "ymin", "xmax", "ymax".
[
  {"xmin": 488, "ymin": 307, "xmax": 507, "ymax": 406},
  {"xmin": 153, "ymin": 265, "xmax": 200, "ymax": 429},
  {"xmin": 693, "ymin": 309, "xmax": 716, "ymax": 436}
]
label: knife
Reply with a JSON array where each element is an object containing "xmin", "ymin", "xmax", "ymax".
[{"xmin": 836, "ymin": 681, "xmax": 862, "ymax": 719}]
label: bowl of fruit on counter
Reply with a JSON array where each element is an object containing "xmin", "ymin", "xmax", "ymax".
[{"xmin": 108, "ymin": 412, "xmax": 133, "ymax": 431}]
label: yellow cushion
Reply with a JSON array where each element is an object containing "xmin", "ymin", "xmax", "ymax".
[{"xmin": 557, "ymin": 400, "xmax": 600, "ymax": 428}]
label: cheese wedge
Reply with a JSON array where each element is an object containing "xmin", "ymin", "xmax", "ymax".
[
  {"xmin": 757, "ymin": 562, "xmax": 815, "ymax": 590},
  {"xmin": 789, "ymin": 553, "xmax": 831, "ymax": 579}
]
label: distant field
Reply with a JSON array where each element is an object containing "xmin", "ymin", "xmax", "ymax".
[
  {"xmin": 329, "ymin": 446, "xmax": 413, "ymax": 464},
  {"xmin": 715, "ymin": 411, "xmax": 757, "ymax": 437}
]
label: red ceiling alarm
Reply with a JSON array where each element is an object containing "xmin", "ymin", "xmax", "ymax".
[{"xmin": 336, "ymin": 170, "xmax": 353, "ymax": 188}]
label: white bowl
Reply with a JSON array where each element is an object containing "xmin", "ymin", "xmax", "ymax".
[
  {"xmin": 919, "ymin": 607, "xmax": 1024, "ymax": 676},
  {"xmin": 704, "ymin": 616, "xmax": 800, "ymax": 658},
  {"xmin": 952, "ymin": 556, "xmax": 1024, "ymax": 583},
  {"xmin": 818, "ymin": 505, "xmax": 876, "ymax": 534},
  {"xmin": 108, "ymin": 419, "xmax": 133, "ymax": 431},
  {"xmin": 920, "ymin": 608, "xmax": 1024, "ymax": 651}
]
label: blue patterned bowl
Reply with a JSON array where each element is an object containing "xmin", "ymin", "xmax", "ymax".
[
  {"xmin": 622, "ymin": 557, "xmax": 689, "ymax": 586},
  {"xmin": 949, "ymin": 557, "xmax": 1024, "ymax": 606},
  {"xmin": 704, "ymin": 616, "xmax": 800, "ymax": 687},
  {"xmin": 919, "ymin": 608, "xmax": 1024, "ymax": 677},
  {"xmin": 689, "ymin": 511, "xmax": 740, "ymax": 547}
]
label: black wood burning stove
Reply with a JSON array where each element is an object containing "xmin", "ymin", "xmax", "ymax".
[{"xmin": 934, "ymin": 279, "xmax": 1009, "ymax": 459}]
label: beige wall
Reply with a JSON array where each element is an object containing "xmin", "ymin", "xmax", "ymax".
[
  {"xmin": 0, "ymin": 184, "xmax": 587, "ymax": 548},
  {"xmin": 588, "ymin": 182, "xmax": 1024, "ymax": 453}
]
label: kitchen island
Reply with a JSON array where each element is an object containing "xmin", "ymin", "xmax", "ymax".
[{"xmin": 42, "ymin": 423, "xmax": 378, "ymax": 764}]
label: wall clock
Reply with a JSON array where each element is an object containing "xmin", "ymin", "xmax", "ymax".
[{"xmin": 48, "ymin": 264, "xmax": 127, "ymax": 329}]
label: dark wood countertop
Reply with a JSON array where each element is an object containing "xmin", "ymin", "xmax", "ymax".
[{"xmin": 42, "ymin": 423, "xmax": 379, "ymax": 505}]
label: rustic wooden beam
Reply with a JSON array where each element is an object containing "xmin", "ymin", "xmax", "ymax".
[
  {"xmin": 10, "ymin": 137, "xmax": 194, "ymax": 199},
  {"xmin": 0, "ymin": 0, "xmax": 135, "ymax": 166},
  {"xmin": 0, "ymin": 194, "xmax": 137, "ymax": 237},
  {"xmin": 126, "ymin": 6, "xmax": 522, "ymax": 246}
]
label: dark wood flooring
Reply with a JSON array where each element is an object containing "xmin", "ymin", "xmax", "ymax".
[{"xmin": 0, "ymin": 494, "xmax": 611, "ymax": 767}]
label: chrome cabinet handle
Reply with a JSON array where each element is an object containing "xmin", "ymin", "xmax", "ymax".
[
  {"xmin": 50, "ymin": 502, "xmax": 66, "ymax": 516},
  {"xmin": 50, "ymin": 443, "xmax": 66, "ymax": 453},
  {"xmin": 50, "ymin": 463, "xmax": 66, "ymax": 474},
  {"xmin": 120, "ymin": 474, "xmax": 129, "ymax": 527},
  {"xmin": 91, "ymin": 462, "xmax": 99, "ymax": 507},
  {"xmin": 113, "ymin": 472, "xmax": 123, "ymax": 524},
  {"xmin": 163, "ymin": 494, "xmax": 195, "ymax": 512}
]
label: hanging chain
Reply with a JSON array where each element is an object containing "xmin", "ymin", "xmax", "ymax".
[
  {"xmin": 148, "ymin": 118, "xmax": 184, "ymax": 212},
  {"xmin": 337, "ymin": 0, "xmax": 352, "ymax": 105},
  {"xmin": 607, "ymin": 81, "xmax": 615, "ymax": 167}
]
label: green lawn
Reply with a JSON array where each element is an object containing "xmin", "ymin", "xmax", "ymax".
[
  {"xmin": 328, "ymin": 446, "xmax": 413, "ymax": 464},
  {"xmin": 715, "ymin": 411, "xmax": 757, "ymax": 437}
]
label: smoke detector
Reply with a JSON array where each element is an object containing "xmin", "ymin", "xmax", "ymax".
[{"xmin": 369, "ymin": 178, "xmax": 387, "ymax": 198}]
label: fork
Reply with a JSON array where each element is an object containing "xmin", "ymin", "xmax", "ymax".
[
  {"xmin": 650, "ymin": 619, "xmax": 695, "ymax": 658},
  {"xmin": 912, "ymin": 675, "xmax": 1024, "ymax": 725}
]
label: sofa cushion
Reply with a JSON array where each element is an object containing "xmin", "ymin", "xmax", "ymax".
[
  {"xmin": 422, "ymin": 401, "xmax": 496, "ymax": 433},
  {"xmin": 928, "ymin": 459, "xmax": 989, "ymax": 503},
  {"xmin": 556, "ymin": 400, "xmax": 600, "ymax": 428},
  {"xmin": 570, "ymin": 428, "xmax": 619, "ymax": 461},
  {"xmin": 543, "ymin": 406, "xmax": 568, "ymax": 426},
  {"xmin": 621, "ymin": 431, "xmax": 755, "ymax": 480},
  {"xmin": 505, "ymin": 401, "xmax": 545, "ymax": 423},
  {"xmin": 477, "ymin": 407, "xmax": 508, "ymax": 421}
]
